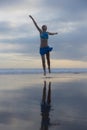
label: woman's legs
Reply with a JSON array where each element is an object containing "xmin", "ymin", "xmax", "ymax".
[
  {"xmin": 41, "ymin": 52, "xmax": 51, "ymax": 75},
  {"xmin": 46, "ymin": 52, "xmax": 51, "ymax": 73},
  {"xmin": 41, "ymin": 55, "xmax": 46, "ymax": 75}
]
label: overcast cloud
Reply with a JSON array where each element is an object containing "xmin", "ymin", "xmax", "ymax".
[{"xmin": 0, "ymin": 0, "xmax": 87, "ymax": 68}]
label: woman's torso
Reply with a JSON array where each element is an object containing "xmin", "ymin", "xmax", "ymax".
[{"xmin": 40, "ymin": 32, "xmax": 49, "ymax": 48}]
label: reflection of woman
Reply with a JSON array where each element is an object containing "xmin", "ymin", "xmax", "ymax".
[
  {"xmin": 40, "ymin": 81, "xmax": 60, "ymax": 130},
  {"xmin": 29, "ymin": 15, "xmax": 58, "ymax": 75},
  {"xmin": 40, "ymin": 81, "xmax": 51, "ymax": 130}
]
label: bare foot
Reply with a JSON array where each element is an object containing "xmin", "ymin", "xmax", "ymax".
[{"xmin": 44, "ymin": 70, "xmax": 46, "ymax": 76}]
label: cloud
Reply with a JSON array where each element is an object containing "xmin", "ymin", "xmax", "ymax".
[
  {"xmin": 0, "ymin": 20, "xmax": 40, "ymax": 55},
  {"xmin": 0, "ymin": 0, "xmax": 42, "ymax": 13},
  {"xmin": 0, "ymin": 0, "xmax": 87, "ymax": 68},
  {"xmin": 0, "ymin": 0, "xmax": 30, "ymax": 9},
  {"xmin": 52, "ymin": 23, "xmax": 87, "ymax": 61}
]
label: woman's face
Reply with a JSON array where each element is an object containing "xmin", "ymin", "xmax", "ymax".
[{"xmin": 42, "ymin": 25, "xmax": 47, "ymax": 31}]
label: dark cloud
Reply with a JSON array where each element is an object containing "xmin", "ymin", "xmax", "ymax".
[
  {"xmin": 0, "ymin": 21, "xmax": 12, "ymax": 34},
  {"xmin": 43, "ymin": 0, "xmax": 87, "ymax": 12},
  {"xmin": 0, "ymin": 0, "xmax": 26, "ymax": 8},
  {"xmin": 0, "ymin": 19, "xmax": 87, "ymax": 61},
  {"xmin": 0, "ymin": 0, "xmax": 87, "ymax": 62},
  {"xmin": 49, "ymin": 21, "xmax": 87, "ymax": 61},
  {"xmin": 0, "ymin": 21, "xmax": 29, "ymax": 35},
  {"xmin": 0, "ymin": 21, "xmax": 39, "ymax": 55},
  {"xmin": 41, "ymin": 0, "xmax": 87, "ymax": 22}
]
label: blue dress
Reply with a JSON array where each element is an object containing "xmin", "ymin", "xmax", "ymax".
[
  {"xmin": 40, "ymin": 46, "xmax": 53, "ymax": 56},
  {"xmin": 40, "ymin": 32, "xmax": 53, "ymax": 55}
]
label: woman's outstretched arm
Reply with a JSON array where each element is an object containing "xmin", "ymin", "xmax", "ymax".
[
  {"xmin": 48, "ymin": 32, "xmax": 58, "ymax": 35},
  {"xmin": 29, "ymin": 15, "xmax": 42, "ymax": 32}
]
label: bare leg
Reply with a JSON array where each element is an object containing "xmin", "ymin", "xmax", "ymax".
[
  {"xmin": 46, "ymin": 52, "xmax": 51, "ymax": 73},
  {"xmin": 41, "ymin": 55, "xmax": 46, "ymax": 75}
]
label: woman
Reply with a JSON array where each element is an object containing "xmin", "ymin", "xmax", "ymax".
[{"xmin": 29, "ymin": 15, "xmax": 58, "ymax": 75}]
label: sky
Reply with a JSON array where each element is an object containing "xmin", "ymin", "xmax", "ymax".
[{"xmin": 0, "ymin": 0, "xmax": 87, "ymax": 68}]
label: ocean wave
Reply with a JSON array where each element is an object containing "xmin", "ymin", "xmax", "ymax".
[{"xmin": 0, "ymin": 68, "xmax": 87, "ymax": 75}]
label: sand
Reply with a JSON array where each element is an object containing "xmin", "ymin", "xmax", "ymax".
[{"xmin": 0, "ymin": 73, "xmax": 87, "ymax": 130}]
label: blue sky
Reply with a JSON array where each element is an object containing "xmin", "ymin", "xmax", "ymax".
[{"xmin": 0, "ymin": 0, "xmax": 87, "ymax": 68}]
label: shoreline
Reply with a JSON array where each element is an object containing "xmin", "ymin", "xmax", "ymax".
[
  {"xmin": 0, "ymin": 73, "xmax": 87, "ymax": 129},
  {"xmin": 0, "ymin": 68, "xmax": 87, "ymax": 75}
]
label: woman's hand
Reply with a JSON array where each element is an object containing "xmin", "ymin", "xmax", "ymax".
[{"xmin": 29, "ymin": 15, "xmax": 32, "ymax": 19}]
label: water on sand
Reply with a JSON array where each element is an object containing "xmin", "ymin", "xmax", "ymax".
[{"xmin": 0, "ymin": 73, "xmax": 87, "ymax": 130}]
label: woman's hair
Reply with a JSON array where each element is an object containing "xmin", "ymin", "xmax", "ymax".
[{"xmin": 42, "ymin": 25, "xmax": 47, "ymax": 31}]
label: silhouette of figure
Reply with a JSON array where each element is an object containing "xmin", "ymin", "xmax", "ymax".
[
  {"xmin": 40, "ymin": 81, "xmax": 51, "ymax": 130},
  {"xmin": 29, "ymin": 15, "xmax": 58, "ymax": 75}
]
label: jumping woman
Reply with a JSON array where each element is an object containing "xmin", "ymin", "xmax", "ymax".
[{"xmin": 29, "ymin": 15, "xmax": 58, "ymax": 75}]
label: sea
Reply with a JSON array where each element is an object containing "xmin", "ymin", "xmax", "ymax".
[
  {"xmin": 0, "ymin": 68, "xmax": 87, "ymax": 130},
  {"xmin": 0, "ymin": 68, "xmax": 87, "ymax": 75}
]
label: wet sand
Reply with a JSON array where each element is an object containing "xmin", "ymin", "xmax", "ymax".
[{"xmin": 0, "ymin": 73, "xmax": 87, "ymax": 130}]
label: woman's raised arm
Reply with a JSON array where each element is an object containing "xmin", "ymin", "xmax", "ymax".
[{"xmin": 29, "ymin": 15, "xmax": 42, "ymax": 33}]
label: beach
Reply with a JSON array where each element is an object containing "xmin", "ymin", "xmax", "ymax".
[{"xmin": 0, "ymin": 73, "xmax": 87, "ymax": 130}]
